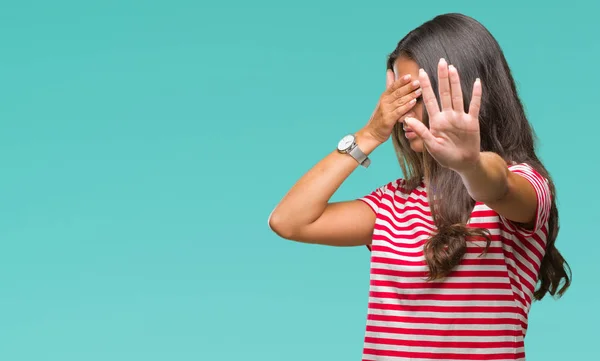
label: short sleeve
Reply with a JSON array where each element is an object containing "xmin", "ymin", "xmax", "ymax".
[
  {"xmin": 358, "ymin": 179, "xmax": 401, "ymax": 252},
  {"xmin": 357, "ymin": 179, "xmax": 401, "ymax": 215},
  {"xmin": 500, "ymin": 163, "xmax": 552, "ymax": 237}
]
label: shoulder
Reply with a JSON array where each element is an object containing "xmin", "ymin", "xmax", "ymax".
[
  {"xmin": 377, "ymin": 177, "xmax": 425, "ymax": 197},
  {"xmin": 358, "ymin": 177, "xmax": 409, "ymax": 213},
  {"xmin": 507, "ymin": 161, "xmax": 547, "ymax": 178},
  {"xmin": 507, "ymin": 162, "xmax": 552, "ymax": 200},
  {"xmin": 370, "ymin": 177, "xmax": 406, "ymax": 194},
  {"xmin": 485, "ymin": 161, "xmax": 552, "ymax": 236}
]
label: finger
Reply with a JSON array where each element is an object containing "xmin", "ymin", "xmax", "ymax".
[
  {"xmin": 449, "ymin": 65, "xmax": 464, "ymax": 113},
  {"xmin": 419, "ymin": 68, "xmax": 440, "ymax": 117},
  {"xmin": 390, "ymin": 79, "xmax": 420, "ymax": 102},
  {"xmin": 392, "ymin": 87, "xmax": 422, "ymax": 109},
  {"xmin": 437, "ymin": 58, "xmax": 452, "ymax": 110},
  {"xmin": 404, "ymin": 117, "xmax": 438, "ymax": 149},
  {"xmin": 387, "ymin": 73, "xmax": 412, "ymax": 95},
  {"xmin": 386, "ymin": 69, "xmax": 394, "ymax": 89},
  {"xmin": 392, "ymin": 98, "xmax": 417, "ymax": 120},
  {"xmin": 468, "ymin": 78, "xmax": 482, "ymax": 119}
]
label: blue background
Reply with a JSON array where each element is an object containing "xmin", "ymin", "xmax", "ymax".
[{"xmin": 0, "ymin": 1, "xmax": 596, "ymax": 360}]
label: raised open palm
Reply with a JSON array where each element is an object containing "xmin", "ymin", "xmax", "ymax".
[{"xmin": 405, "ymin": 58, "xmax": 482, "ymax": 173}]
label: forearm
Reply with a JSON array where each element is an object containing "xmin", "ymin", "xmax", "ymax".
[
  {"xmin": 457, "ymin": 151, "xmax": 510, "ymax": 203},
  {"xmin": 269, "ymin": 128, "xmax": 381, "ymax": 233}
]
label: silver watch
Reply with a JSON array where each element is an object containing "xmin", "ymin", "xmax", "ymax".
[{"xmin": 337, "ymin": 134, "xmax": 371, "ymax": 168}]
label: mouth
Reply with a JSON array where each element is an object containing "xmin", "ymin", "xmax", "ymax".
[{"xmin": 403, "ymin": 128, "xmax": 417, "ymax": 140}]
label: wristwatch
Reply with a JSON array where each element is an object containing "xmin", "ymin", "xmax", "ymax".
[{"xmin": 337, "ymin": 134, "xmax": 371, "ymax": 168}]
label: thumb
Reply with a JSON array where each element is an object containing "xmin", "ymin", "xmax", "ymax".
[
  {"xmin": 386, "ymin": 69, "xmax": 394, "ymax": 89},
  {"xmin": 405, "ymin": 117, "xmax": 436, "ymax": 146}
]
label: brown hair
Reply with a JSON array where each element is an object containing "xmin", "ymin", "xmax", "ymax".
[{"xmin": 388, "ymin": 13, "xmax": 570, "ymax": 300}]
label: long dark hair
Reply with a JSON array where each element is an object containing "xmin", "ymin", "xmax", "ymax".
[{"xmin": 387, "ymin": 13, "xmax": 570, "ymax": 300}]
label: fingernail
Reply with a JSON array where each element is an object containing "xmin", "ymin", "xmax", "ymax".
[
  {"xmin": 439, "ymin": 58, "xmax": 446, "ymax": 64},
  {"xmin": 412, "ymin": 80, "xmax": 419, "ymax": 87},
  {"xmin": 476, "ymin": 78, "xmax": 481, "ymax": 84},
  {"xmin": 419, "ymin": 68, "xmax": 425, "ymax": 75},
  {"xmin": 403, "ymin": 74, "xmax": 411, "ymax": 81},
  {"xmin": 449, "ymin": 64, "xmax": 455, "ymax": 71},
  {"xmin": 415, "ymin": 88, "xmax": 422, "ymax": 95}
]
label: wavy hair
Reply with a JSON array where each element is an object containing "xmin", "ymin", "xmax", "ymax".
[{"xmin": 387, "ymin": 13, "xmax": 570, "ymax": 300}]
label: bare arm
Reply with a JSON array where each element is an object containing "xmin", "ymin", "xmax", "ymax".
[
  {"xmin": 268, "ymin": 71, "xmax": 421, "ymax": 246},
  {"xmin": 268, "ymin": 130, "xmax": 382, "ymax": 246},
  {"xmin": 458, "ymin": 152, "xmax": 538, "ymax": 228},
  {"xmin": 407, "ymin": 60, "xmax": 539, "ymax": 229}
]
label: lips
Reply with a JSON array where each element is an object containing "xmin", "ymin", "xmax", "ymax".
[{"xmin": 403, "ymin": 128, "xmax": 417, "ymax": 139}]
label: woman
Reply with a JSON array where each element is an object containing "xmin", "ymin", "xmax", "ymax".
[{"xmin": 268, "ymin": 13, "xmax": 570, "ymax": 361}]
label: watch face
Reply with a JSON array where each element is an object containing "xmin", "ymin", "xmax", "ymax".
[{"xmin": 337, "ymin": 134, "xmax": 355, "ymax": 151}]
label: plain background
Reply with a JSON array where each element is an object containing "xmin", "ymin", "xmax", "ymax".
[{"xmin": 1, "ymin": 1, "xmax": 597, "ymax": 360}]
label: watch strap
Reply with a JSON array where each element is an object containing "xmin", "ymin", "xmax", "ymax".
[{"xmin": 349, "ymin": 143, "xmax": 370, "ymax": 168}]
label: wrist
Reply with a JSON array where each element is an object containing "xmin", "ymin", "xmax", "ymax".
[
  {"xmin": 355, "ymin": 128, "xmax": 384, "ymax": 154},
  {"xmin": 455, "ymin": 152, "xmax": 483, "ymax": 177},
  {"xmin": 457, "ymin": 152, "xmax": 508, "ymax": 203}
]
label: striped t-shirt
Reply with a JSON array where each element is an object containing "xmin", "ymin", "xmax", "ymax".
[{"xmin": 358, "ymin": 163, "xmax": 551, "ymax": 361}]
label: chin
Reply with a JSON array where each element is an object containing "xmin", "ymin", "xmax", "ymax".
[{"xmin": 409, "ymin": 140, "xmax": 424, "ymax": 153}]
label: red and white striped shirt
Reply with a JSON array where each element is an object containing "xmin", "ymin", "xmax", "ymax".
[{"xmin": 358, "ymin": 163, "xmax": 551, "ymax": 361}]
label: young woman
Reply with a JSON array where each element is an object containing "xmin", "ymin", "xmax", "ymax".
[{"xmin": 268, "ymin": 13, "xmax": 571, "ymax": 361}]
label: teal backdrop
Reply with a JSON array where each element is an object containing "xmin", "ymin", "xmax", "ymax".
[{"xmin": 0, "ymin": 1, "xmax": 596, "ymax": 360}]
